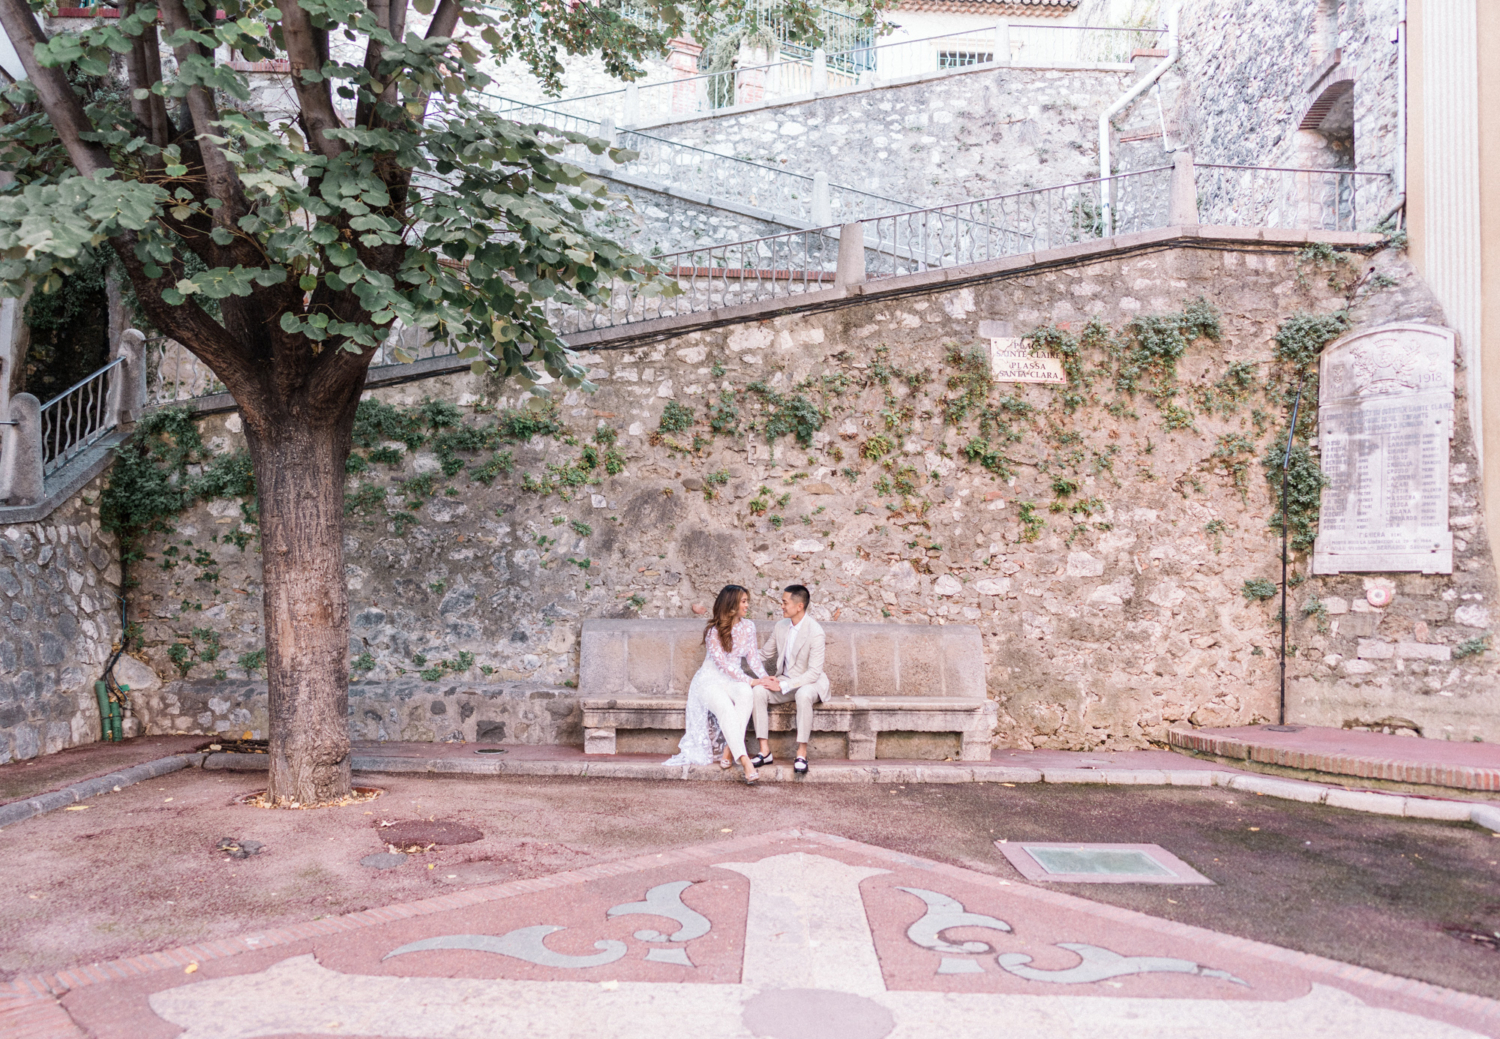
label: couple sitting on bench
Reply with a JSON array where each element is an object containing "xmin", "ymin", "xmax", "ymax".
[{"xmin": 662, "ymin": 583, "xmax": 827, "ymax": 784}]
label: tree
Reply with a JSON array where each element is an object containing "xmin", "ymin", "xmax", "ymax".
[{"xmin": 0, "ymin": 0, "xmax": 859, "ymax": 805}]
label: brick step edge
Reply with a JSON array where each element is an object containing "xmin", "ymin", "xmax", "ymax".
[
  {"xmin": 1167, "ymin": 728, "xmax": 1500, "ymax": 793},
  {"xmin": 0, "ymin": 755, "xmax": 198, "ymax": 830},
  {"xmin": 195, "ymin": 751, "xmax": 1500, "ymax": 830}
]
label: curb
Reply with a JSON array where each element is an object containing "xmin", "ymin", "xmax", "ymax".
[
  {"xmin": 0, "ymin": 755, "xmax": 199, "ymax": 830},
  {"xmin": 199, "ymin": 751, "xmax": 1500, "ymax": 831}
]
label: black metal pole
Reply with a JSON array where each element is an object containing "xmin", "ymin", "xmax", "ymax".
[{"xmin": 1279, "ymin": 377, "xmax": 1306, "ymax": 726}]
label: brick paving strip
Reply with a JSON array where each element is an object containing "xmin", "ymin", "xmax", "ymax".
[{"xmin": 2, "ymin": 829, "xmax": 1498, "ymax": 1039}]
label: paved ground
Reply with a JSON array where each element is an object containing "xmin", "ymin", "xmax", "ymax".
[
  {"xmin": 8, "ymin": 828, "xmax": 1500, "ymax": 1038},
  {"xmin": 0, "ymin": 737, "xmax": 204, "ymax": 804},
  {"xmin": 1, "ymin": 766, "xmax": 1498, "ymax": 1024}
]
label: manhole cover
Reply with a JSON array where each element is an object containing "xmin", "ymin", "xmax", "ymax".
[
  {"xmin": 997, "ymin": 842, "xmax": 1213, "ymax": 885},
  {"xmin": 376, "ymin": 819, "xmax": 483, "ymax": 847}
]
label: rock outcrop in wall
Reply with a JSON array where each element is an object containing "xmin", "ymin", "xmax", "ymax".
[{"xmin": 114, "ymin": 238, "xmax": 1499, "ymax": 750}]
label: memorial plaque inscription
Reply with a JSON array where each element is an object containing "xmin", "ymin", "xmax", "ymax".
[{"xmin": 1312, "ymin": 324, "xmax": 1455, "ymax": 575}]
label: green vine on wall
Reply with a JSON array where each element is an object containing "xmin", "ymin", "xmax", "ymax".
[{"xmin": 101, "ymin": 407, "xmax": 256, "ymax": 564}]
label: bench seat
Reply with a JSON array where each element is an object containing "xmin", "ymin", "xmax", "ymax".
[
  {"xmin": 582, "ymin": 695, "xmax": 994, "ymax": 760},
  {"xmin": 578, "ymin": 619, "xmax": 994, "ymax": 761}
]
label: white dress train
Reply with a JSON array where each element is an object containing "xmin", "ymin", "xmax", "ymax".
[{"xmin": 664, "ymin": 619, "xmax": 766, "ymax": 766}]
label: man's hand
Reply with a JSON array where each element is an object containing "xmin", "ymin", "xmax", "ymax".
[{"xmin": 763, "ymin": 677, "xmax": 782, "ymax": 693}]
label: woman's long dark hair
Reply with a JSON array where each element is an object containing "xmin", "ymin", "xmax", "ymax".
[{"xmin": 706, "ymin": 585, "xmax": 749, "ymax": 652}]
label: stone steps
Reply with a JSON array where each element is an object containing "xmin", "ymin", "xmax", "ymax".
[{"xmin": 1167, "ymin": 725, "xmax": 1500, "ymax": 796}]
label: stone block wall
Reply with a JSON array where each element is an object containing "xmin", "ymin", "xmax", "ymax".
[
  {"xmin": 115, "ymin": 237, "xmax": 1500, "ymax": 750},
  {"xmin": 0, "ymin": 474, "xmax": 124, "ymax": 763},
  {"xmin": 1173, "ymin": 0, "xmax": 1402, "ymax": 205},
  {"xmin": 639, "ymin": 63, "xmax": 1152, "ymax": 209}
]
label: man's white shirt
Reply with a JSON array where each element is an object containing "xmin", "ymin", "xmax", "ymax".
[{"xmin": 780, "ymin": 616, "xmax": 804, "ymax": 676}]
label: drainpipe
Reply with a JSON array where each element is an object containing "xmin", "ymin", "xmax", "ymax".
[{"xmin": 1099, "ymin": 3, "xmax": 1180, "ymax": 230}]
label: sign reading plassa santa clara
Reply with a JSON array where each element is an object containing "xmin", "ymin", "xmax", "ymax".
[{"xmin": 989, "ymin": 336, "xmax": 1067, "ymax": 384}]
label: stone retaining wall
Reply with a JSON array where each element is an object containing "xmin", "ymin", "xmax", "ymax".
[
  {"xmin": 115, "ymin": 236, "xmax": 1500, "ymax": 750},
  {"xmin": 0, "ymin": 474, "xmax": 124, "ymax": 763}
]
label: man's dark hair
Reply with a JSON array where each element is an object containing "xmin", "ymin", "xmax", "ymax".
[{"xmin": 784, "ymin": 585, "xmax": 811, "ymax": 609}]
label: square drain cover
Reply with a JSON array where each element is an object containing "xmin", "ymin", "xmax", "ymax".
[{"xmin": 997, "ymin": 842, "xmax": 1213, "ymax": 885}]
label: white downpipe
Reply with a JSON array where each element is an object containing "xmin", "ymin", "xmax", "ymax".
[{"xmin": 1099, "ymin": 4, "xmax": 1179, "ymax": 230}]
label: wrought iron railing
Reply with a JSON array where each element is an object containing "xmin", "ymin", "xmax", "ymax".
[
  {"xmin": 40, "ymin": 356, "xmax": 125, "ymax": 475},
  {"xmin": 478, "ymin": 95, "xmax": 915, "ymax": 225},
  {"xmin": 512, "ymin": 24, "xmax": 1164, "ymax": 127},
  {"xmin": 546, "ymin": 227, "xmax": 843, "ymax": 335},
  {"xmin": 1194, "ymin": 165, "xmax": 1393, "ymax": 232},
  {"xmin": 863, "ymin": 167, "xmax": 1173, "ymax": 279},
  {"xmin": 145, "ymin": 337, "xmax": 222, "ymax": 407}
]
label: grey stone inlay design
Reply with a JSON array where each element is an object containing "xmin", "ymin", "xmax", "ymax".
[
  {"xmin": 998, "ymin": 943, "xmax": 1248, "ymax": 987},
  {"xmin": 607, "ymin": 880, "xmax": 711, "ymax": 942},
  {"xmin": 897, "ymin": 887, "xmax": 1011, "ymax": 953},
  {"xmin": 384, "ymin": 925, "xmax": 627, "ymax": 969},
  {"xmin": 644, "ymin": 947, "xmax": 694, "ymax": 966},
  {"xmin": 1026, "ymin": 847, "xmax": 1174, "ymax": 877}
]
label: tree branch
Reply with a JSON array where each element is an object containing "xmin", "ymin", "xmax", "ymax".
[
  {"xmin": 426, "ymin": 0, "xmax": 462, "ymax": 44},
  {"xmin": 121, "ymin": 0, "xmax": 171, "ymax": 149},
  {"xmin": 276, "ymin": 0, "xmax": 346, "ymax": 158},
  {"xmin": 159, "ymin": 0, "xmax": 252, "ymax": 230},
  {"xmin": 0, "ymin": 0, "xmax": 113, "ymax": 176}
]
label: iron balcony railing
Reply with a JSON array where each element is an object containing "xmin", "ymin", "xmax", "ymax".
[
  {"xmin": 1194, "ymin": 164, "xmax": 1395, "ymax": 232},
  {"xmin": 40, "ymin": 355, "xmax": 125, "ymax": 475},
  {"xmin": 513, "ymin": 24, "xmax": 1165, "ymax": 127}
]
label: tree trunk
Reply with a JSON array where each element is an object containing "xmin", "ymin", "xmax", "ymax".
[{"xmin": 244, "ymin": 389, "xmax": 362, "ymax": 805}]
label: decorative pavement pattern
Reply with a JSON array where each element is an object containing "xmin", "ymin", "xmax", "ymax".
[{"xmin": 4, "ymin": 830, "xmax": 1498, "ymax": 1039}]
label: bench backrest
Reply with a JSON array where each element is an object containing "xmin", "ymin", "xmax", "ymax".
[{"xmin": 578, "ymin": 619, "xmax": 984, "ymax": 700}]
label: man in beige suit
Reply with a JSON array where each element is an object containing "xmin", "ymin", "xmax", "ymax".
[{"xmin": 749, "ymin": 584, "xmax": 829, "ymax": 775}]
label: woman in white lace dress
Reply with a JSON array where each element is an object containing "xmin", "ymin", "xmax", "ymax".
[{"xmin": 663, "ymin": 584, "xmax": 769, "ymax": 784}]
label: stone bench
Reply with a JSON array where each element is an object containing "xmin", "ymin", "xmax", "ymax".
[{"xmin": 579, "ymin": 619, "xmax": 994, "ymax": 761}]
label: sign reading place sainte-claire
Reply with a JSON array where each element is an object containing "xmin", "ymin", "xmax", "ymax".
[
  {"xmin": 978, "ymin": 320, "xmax": 1067, "ymax": 384},
  {"xmin": 1312, "ymin": 323, "xmax": 1456, "ymax": 576}
]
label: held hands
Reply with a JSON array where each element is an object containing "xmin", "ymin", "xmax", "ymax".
[{"xmin": 755, "ymin": 676, "xmax": 783, "ymax": 692}]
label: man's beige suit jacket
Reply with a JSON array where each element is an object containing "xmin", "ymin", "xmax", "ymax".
[{"xmin": 760, "ymin": 617, "xmax": 831, "ymax": 703}]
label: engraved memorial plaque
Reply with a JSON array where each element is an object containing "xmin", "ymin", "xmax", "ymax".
[{"xmin": 1312, "ymin": 323, "xmax": 1455, "ymax": 575}]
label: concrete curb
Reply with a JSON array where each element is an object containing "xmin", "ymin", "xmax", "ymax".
[
  {"xmin": 0, "ymin": 754, "xmax": 198, "ymax": 829},
  {"xmin": 194, "ymin": 750, "xmax": 1500, "ymax": 830}
]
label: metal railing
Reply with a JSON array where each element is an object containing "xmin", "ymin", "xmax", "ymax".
[
  {"xmin": 546, "ymin": 226, "xmax": 843, "ymax": 335},
  {"xmin": 126, "ymin": 158, "xmax": 1389, "ymax": 404},
  {"xmin": 863, "ymin": 166, "xmax": 1173, "ymax": 278},
  {"xmin": 478, "ymin": 95, "xmax": 916, "ymax": 226},
  {"xmin": 1194, "ymin": 165, "xmax": 1393, "ymax": 232},
  {"xmin": 40, "ymin": 356, "xmax": 125, "ymax": 475},
  {"xmin": 512, "ymin": 24, "xmax": 1164, "ymax": 127}
]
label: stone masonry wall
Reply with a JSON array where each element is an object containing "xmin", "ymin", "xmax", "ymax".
[
  {"xmin": 639, "ymin": 63, "xmax": 1156, "ymax": 209},
  {"xmin": 117, "ymin": 238, "xmax": 1500, "ymax": 750},
  {"xmin": 1173, "ymin": 0, "xmax": 1403, "ymax": 205},
  {"xmin": 0, "ymin": 474, "xmax": 125, "ymax": 763}
]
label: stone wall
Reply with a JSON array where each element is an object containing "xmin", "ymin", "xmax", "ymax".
[
  {"xmin": 117, "ymin": 236, "xmax": 1500, "ymax": 750},
  {"xmin": 1173, "ymin": 0, "xmax": 1402, "ymax": 211},
  {"xmin": 639, "ymin": 63, "xmax": 1155, "ymax": 208},
  {"xmin": 0, "ymin": 475, "xmax": 125, "ymax": 763}
]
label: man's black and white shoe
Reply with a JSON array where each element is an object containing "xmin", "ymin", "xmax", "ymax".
[
  {"xmin": 793, "ymin": 756, "xmax": 809, "ymax": 774},
  {"xmin": 750, "ymin": 753, "xmax": 774, "ymax": 768}
]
